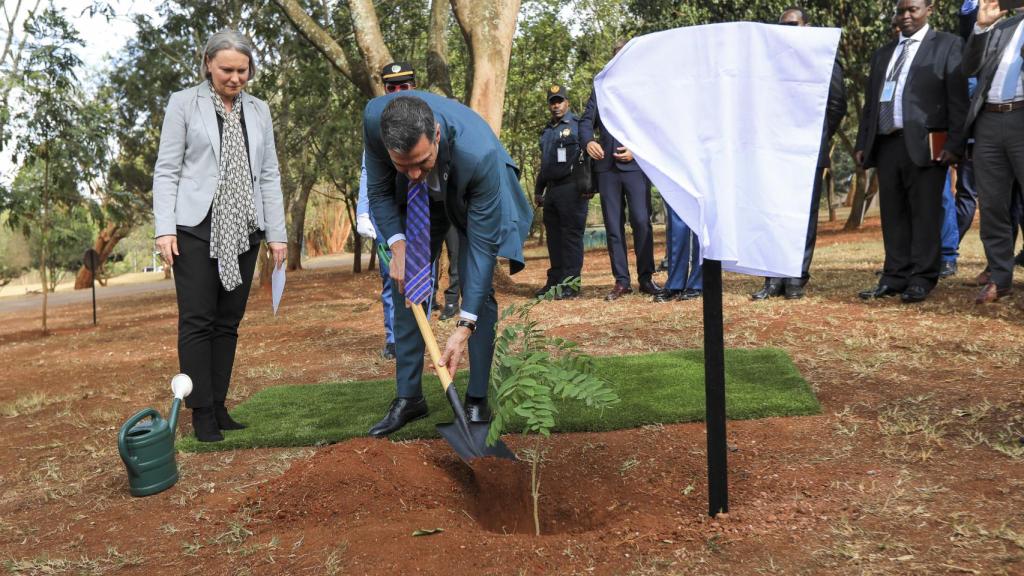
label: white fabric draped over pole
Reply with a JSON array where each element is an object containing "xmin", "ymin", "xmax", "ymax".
[{"xmin": 595, "ymin": 22, "xmax": 841, "ymax": 278}]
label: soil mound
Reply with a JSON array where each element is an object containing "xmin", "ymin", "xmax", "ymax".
[{"xmin": 250, "ymin": 436, "xmax": 618, "ymax": 535}]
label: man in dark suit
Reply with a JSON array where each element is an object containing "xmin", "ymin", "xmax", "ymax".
[
  {"xmin": 752, "ymin": 6, "xmax": 848, "ymax": 301},
  {"xmin": 855, "ymin": 0, "xmax": 967, "ymax": 304},
  {"xmin": 962, "ymin": 0, "xmax": 1024, "ymax": 303},
  {"xmin": 534, "ymin": 84, "xmax": 588, "ymax": 300},
  {"xmin": 580, "ymin": 39, "xmax": 663, "ymax": 301},
  {"xmin": 363, "ymin": 93, "xmax": 533, "ymax": 436}
]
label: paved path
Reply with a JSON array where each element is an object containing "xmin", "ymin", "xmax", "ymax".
[{"xmin": 0, "ymin": 253, "xmax": 355, "ymax": 315}]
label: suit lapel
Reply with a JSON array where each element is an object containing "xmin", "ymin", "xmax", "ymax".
[
  {"xmin": 436, "ymin": 122, "xmax": 452, "ymax": 200},
  {"xmin": 198, "ymin": 82, "xmax": 220, "ymax": 162},
  {"xmin": 904, "ymin": 28, "xmax": 935, "ymax": 89}
]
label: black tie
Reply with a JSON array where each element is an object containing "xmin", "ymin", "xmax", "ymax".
[{"xmin": 878, "ymin": 39, "xmax": 914, "ymax": 135}]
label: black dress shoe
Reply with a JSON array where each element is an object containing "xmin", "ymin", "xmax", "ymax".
[
  {"xmin": 439, "ymin": 302, "xmax": 459, "ymax": 320},
  {"xmin": 678, "ymin": 288, "xmax": 703, "ymax": 300},
  {"xmin": 192, "ymin": 407, "xmax": 224, "ymax": 442},
  {"xmin": 784, "ymin": 281, "xmax": 804, "ymax": 300},
  {"xmin": 464, "ymin": 396, "xmax": 492, "ymax": 423},
  {"xmin": 605, "ymin": 284, "xmax": 633, "ymax": 301},
  {"xmin": 381, "ymin": 342, "xmax": 396, "ymax": 360},
  {"xmin": 858, "ymin": 284, "xmax": 901, "ymax": 300},
  {"xmin": 655, "ymin": 289, "xmax": 679, "ymax": 303},
  {"xmin": 652, "ymin": 290, "xmax": 681, "ymax": 303},
  {"xmin": 368, "ymin": 397, "xmax": 428, "ymax": 437},
  {"xmin": 213, "ymin": 402, "xmax": 246, "ymax": 430},
  {"xmin": 900, "ymin": 285, "xmax": 929, "ymax": 303},
  {"xmin": 751, "ymin": 279, "xmax": 784, "ymax": 301},
  {"xmin": 638, "ymin": 279, "xmax": 664, "ymax": 296},
  {"xmin": 534, "ymin": 284, "xmax": 555, "ymax": 299},
  {"xmin": 939, "ymin": 260, "xmax": 957, "ymax": 278}
]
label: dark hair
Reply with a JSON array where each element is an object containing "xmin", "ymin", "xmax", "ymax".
[
  {"xmin": 781, "ymin": 7, "xmax": 809, "ymax": 24},
  {"xmin": 381, "ymin": 96, "xmax": 436, "ymax": 153}
]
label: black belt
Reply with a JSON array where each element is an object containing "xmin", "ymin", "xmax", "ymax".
[
  {"xmin": 880, "ymin": 129, "xmax": 903, "ymax": 138},
  {"xmin": 984, "ymin": 100, "xmax": 1024, "ymax": 113}
]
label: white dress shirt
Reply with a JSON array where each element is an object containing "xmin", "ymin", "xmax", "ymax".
[
  {"xmin": 976, "ymin": 19, "xmax": 1024, "ymax": 103},
  {"xmin": 884, "ymin": 24, "xmax": 930, "ymax": 130}
]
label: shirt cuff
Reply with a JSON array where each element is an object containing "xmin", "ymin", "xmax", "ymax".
[
  {"xmin": 459, "ymin": 311, "xmax": 478, "ymax": 322},
  {"xmin": 973, "ymin": 23, "xmax": 993, "ymax": 34},
  {"xmin": 387, "ymin": 233, "xmax": 406, "ymax": 247}
]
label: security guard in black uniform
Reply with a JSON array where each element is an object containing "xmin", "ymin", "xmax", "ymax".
[{"xmin": 534, "ymin": 84, "xmax": 588, "ymax": 299}]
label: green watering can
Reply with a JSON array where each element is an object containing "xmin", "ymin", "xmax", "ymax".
[{"xmin": 118, "ymin": 374, "xmax": 192, "ymax": 497}]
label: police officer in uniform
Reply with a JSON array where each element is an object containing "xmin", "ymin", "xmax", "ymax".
[{"xmin": 534, "ymin": 84, "xmax": 588, "ymax": 299}]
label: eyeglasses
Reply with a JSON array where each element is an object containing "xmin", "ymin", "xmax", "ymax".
[
  {"xmin": 385, "ymin": 82, "xmax": 414, "ymax": 93},
  {"xmin": 779, "ymin": 21, "xmax": 800, "ymax": 26}
]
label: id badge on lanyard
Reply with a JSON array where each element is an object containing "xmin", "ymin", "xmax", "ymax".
[{"xmin": 880, "ymin": 81, "xmax": 897, "ymax": 103}]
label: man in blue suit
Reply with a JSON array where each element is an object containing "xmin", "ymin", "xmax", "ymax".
[
  {"xmin": 363, "ymin": 92, "xmax": 533, "ymax": 437},
  {"xmin": 580, "ymin": 39, "xmax": 663, "ymax": 301}
]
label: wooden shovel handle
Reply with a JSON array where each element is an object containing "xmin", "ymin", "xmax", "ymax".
[{"xmin": 410, "ymin": 302, "xmax": 454, "ymax": 391}]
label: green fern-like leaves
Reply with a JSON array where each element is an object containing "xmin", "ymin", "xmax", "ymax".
[{"xmin": 487, "ymin": 278, "xmax": 619, "ymax": 446}]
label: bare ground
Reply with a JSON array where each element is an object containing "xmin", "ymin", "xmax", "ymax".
[{"xmin": 0, "ymin": 217, "xmax": 1022, "ymax": 575}]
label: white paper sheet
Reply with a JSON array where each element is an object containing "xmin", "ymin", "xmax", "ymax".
[
  {"xmin": 595, "ymin": 22, "xmax": 840, "ymax": 277},
  {"xmin": 271, "ymin": 263, "xmax": 286, "ymax": 315}
]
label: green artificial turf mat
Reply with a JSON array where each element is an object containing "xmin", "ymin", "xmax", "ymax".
[{"xmin": 178, "ymin": 348, "xmax": 819, "ymax": 452}]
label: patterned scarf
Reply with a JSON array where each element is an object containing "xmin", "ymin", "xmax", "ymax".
[{"xmin": 210, "ymin": 92, "xmax": 258, "ymax": 291}]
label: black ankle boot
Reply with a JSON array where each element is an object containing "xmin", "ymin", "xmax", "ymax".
[
  {"xmin": 192, "ymin": 407, "xmax": 224, "ymax": 442},
  {"xmin": 213, "ymin": 402, "xmax": 247, "ymax": 430}
]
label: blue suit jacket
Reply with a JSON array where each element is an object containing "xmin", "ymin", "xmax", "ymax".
[{"xmin": 363, "ymin": 91, "xmax": 532, "ymax": 317}]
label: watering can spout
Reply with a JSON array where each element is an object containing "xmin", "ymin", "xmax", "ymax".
[{"xmin": 168, "ymin": 373, "xmax": 193, "ymax": 431}]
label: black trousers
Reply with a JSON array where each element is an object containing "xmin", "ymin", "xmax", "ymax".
[
  {"xmin": 597, "ymin": 169, "xmax": 655, "ymax": 286},
  {"xmin": 173, "ymin": 232, "xmax": 259, "ymax": 409},
  {"xmin": 542, "ymin": 181, "xmax": 589, "ymax": 286},
  {"xmin": 973, "ymin": 109, "xmax": 1024, "ymax": 290},
  {"xmin": 875, "ymin": 133, "xmax": 946, "ymax": 291},
  {"xmin": 768, "ymin": 166, "xmax": 826, "ymax": 287}
]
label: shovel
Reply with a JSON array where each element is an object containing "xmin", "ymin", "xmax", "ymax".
[{"xmin": 377, "ymin": 244, "xmax": 515, "ymax": 463}]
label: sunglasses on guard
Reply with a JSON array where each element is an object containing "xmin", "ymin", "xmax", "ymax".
[{"xmin": 385, "ymin": 82, "xmax": 414, "ymax": 93}]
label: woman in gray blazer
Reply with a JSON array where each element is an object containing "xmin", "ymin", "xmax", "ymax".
[{"xmin": 153, "ymin": 29, "xmax": 287, "ymax": 442}]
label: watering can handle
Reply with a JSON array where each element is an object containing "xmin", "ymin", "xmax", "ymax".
[{"xmin": 118, "ymin": 408, "xmax": 160, "ymax": 475}]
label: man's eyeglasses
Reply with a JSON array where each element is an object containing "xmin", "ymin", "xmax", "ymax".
[
  {"xmin": 385, "ymin": 82, "xmax": 414, "ymax": 93},
  {"xmin": 779, "ymin": 21, "xmax": 800, "ymax": 26}
]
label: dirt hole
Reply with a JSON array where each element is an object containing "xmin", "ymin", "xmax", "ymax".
[{"xmin": 453, "ymin": 457, "xmax": 615, "ymax": 535}]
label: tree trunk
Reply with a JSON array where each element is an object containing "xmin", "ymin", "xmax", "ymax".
[
  {"xmin": 450, "ymin": 0, "xmax": 521, "ymax": 135},
  {"xmin": 426, "ymin": 0, "xmax": 454, "ymax": 97},
  {"xmin": 844, "ymin": 168, "xmax": 878, "ymax": 231},
  {"xmin": 349, "ymin": 0, "xmax": 392, "ymax": 92},
  {"xmin": 258, "ymin": 242, "xmax": 273, "ymax": 290},
  {"xmin": 271, "ymin": 0, "xmax": 378, "ymax": 97},
  {"xmin": 287, "ymin": 177, "xmax": 315, "ymax": 271},
  {"xmin": 40, "ymin": 157, "xmax": 50, "ymax": 333},
  {"xmin": 74, "ymin": 222, "xmax": 129, "ymax": 289}
]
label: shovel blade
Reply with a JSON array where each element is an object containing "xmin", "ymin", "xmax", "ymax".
[{"xmin": 437, "ymin": 421, "xmax": 517, "ymax": 464}]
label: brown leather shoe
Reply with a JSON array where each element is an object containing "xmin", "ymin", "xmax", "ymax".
[
  {"xmin": 969, "ymin": 270, "xmax": 991, "ymax": 287},
  {"xmin": 975, "ymin": 282, "xmax": 1012, "ymax": 304},
  {"xmin": 605, "ymin": 284, "xmax": 633, "ymax": 301}
]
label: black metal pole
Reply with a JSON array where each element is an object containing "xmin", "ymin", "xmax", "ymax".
[
  {"xmin": 91, "ymin": 275, "xmax": 96, "ymax": 326},
  {"xmin": 702, "ymin": 259, "xmax": 728, "ymax": 516}
]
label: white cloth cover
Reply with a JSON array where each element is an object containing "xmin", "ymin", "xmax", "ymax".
[{"xmin": 595, "ymin": 22, "xmax": 841, "ymax": 277}]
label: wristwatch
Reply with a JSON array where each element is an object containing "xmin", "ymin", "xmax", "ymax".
[{"xmin": 455, "ymin": 319, "xmax": 476, "ymax": 333}]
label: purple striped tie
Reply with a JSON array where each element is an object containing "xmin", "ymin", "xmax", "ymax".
[{"xmin": 404, "ymin": 181, "xmax": 432, "ymax": 304}]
